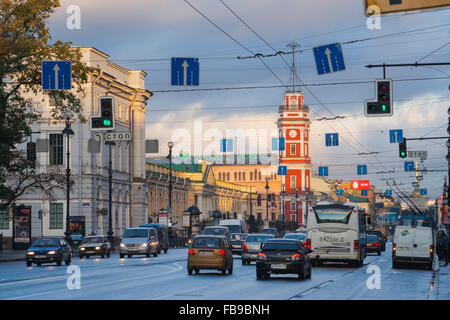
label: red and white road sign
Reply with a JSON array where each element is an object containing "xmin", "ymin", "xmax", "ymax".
[{"xmin": 350, "ymin": 180, "xmax": 370, "ymax": 190}]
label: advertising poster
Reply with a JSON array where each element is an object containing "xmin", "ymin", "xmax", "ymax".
[{"xmin": 13, "ymin": 206, "xmax": 31, "ymax": 249}]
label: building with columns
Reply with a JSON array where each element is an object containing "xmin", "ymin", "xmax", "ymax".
[
  {"xmin": 277, "ymin": 92, "xmax": 313, "ymax": 226},
  {"xmin": 0, "ymin": 47, "xmax": 152, "ymax": 248}
]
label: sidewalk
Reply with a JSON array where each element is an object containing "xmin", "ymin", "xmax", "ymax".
[
  {"xmin": 0, "ymin": 250, "xmax": 27, "ymax": 263},
  {"xmin": 437, "ymin": 263, "xmax": 450, "ymax": 300}
]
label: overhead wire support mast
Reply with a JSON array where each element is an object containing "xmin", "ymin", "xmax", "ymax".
[{"xmin": 366, "ymin": 62, "xmax": 450, "ymax": 78}]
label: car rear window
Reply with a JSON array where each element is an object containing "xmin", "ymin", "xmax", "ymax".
[
  {"xmin": 261, "ymin": 242, "xmax": 299, "ymax": 251},
  {"xmin": 246, "ymin": 235, "xmax": 274, "ymax": 242},
  {"xmin": 367, "ymin": 235, "xmax": 378, "ymax": 241},
  {"xmin": 193, "ymin": 237, "xmax": 221, "ymax": 249},
  {"xmin": 229, "ymin": 234, "xmax": 246, "ymax": 241},
  {"xmin": 204, "ymin": 228, "xmax": 226, "ymax": 235},
  {"xmin": 284, "ymin": 234, "xmax": 306, "ymax": 240}
]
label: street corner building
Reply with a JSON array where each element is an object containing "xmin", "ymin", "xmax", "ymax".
[{"xmin": 0, "ymin": 47, "xmax": 152, "ymax": 249}]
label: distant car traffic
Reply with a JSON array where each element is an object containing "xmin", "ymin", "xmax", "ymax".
[
  {"xmin": 368, "ymin": 230, "xmax": 386, "ymax": 251},
  {"xmin": 241, "ymin": 234, "xmax": 275, "ymax": 265},
  {"xmin": 187, "ymin": 235, "xmax": 233, "ymax": 275},
  {"xmin": 79, "ymin": 235, "xmax": 111, "ymax": 259},
  {"xmin": 227, "ymin": 233, "xmax": 248, "ymax": 255},
  {"xmin": 120, "ymin": 227, "xmax": 159, "ymax": 258},
  {"xmin": 283, "ymin": 233, "xmax": 306, "ymax": 244},
  {"xmin": 366, "ymin": 234, "xmax": 382, "ymax": 256},
  {"xmin": 26, "ymin": 237, "xmax": 72, "ymax": 267},
  {"xmin": 256, "ymin": 239, "xmax": 312, "ymax": 280},
  {"xmin": 261, "ymin": 228, "xmax": 278, "ymax": 237}
]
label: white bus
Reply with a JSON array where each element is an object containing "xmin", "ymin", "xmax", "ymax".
[{"xmin": 306, "ymin": 202, "xmax": 367, "ymax": 267}]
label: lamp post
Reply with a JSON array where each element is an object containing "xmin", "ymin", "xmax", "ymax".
[
  {"xmin": 265, "ymin": 177, "xmax": 270, "ymax": 224},
  {"xmin": 62, "ymin": 110, "xmax": 74, "ymax": 244},
  {"xmin": 167, "ymin": 141, "xmax": 174, "ymax": 223},
  {"xmin": 295, "ymin": 188, "xmax": 299, "ymax": 227},
  {"xmin": 281, "ymin": 183, "xmax": 285, "ymax": 237},
  {"xmin": 105, "ymin": 140, "xmax": 116, "ymax": 249}
]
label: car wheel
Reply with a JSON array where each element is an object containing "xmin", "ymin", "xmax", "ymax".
[
  {"xmin": 37, "ymin": 262, "xmax": 41, "ymax": 267},
  {"xmin": 79, "ymin": 255, "xmax": 83, "ymax": 259},
  {"xmin": 242, "ymin": 259, "xmax": 246, "ymax": 266},
  {"xmin": 264, "ymin": 273, "xmax": 270, "ymax": 280},
  {"xmin": 221, "ymin": 268, "xmax": 227, "ymax": 275},
  {"xmin": 101, "ymin": 251, "xmax": 105, "ymax": 259},
  {"xmin": 256, "ymin": 271, "xmax": 264, "ymax": 280},
  {"xmin": 188, "ymin": 267, "xmax": 193, "ymax": 275},
  {"xmin": 119, "ymin": 253, "xmax": 124, "ymax": 259},
  {"xmin": 153, "ymin": 250, "xmax": 158, "ymax": 257},
  {"xmin": 146, "ymin": 249, "xmax": 150, "ymax": 258},
  {"xmin": 392, "ymin": 261, "xmax": 398, "ymax": 269},
  {"xmin": 164, "ymin": 248, "xmax": 168, "ymax": 254},
  {"xmin": 65, "ymin": 253, "xmax": 72, "ymax": 265},
  {"xmin": 306, "ymin": 264, "xmax": 312, "ymax": 279},
  {"xmin": 377, "ymin": 250, "xmax": 381, "ymax": 256},
  {"xmin": 128, "ymin": 254, "xmax": 132, "ymax": 258},
  {"xmin": 107, "ymin": 250, "xmax": 111, "ymax": 258},
  {"xmin": 56, "ymin": 256, "xmax": 62, "ymax": 266},
  {"xmin": 194, "ymin": 268, "xmax": 200, "ymax": 274},
  {"xmin": 26, "ymin": 261, "xmax": 32, "ymax": 267},
  {"xmin": 86, "ymin": 256, "xmax": 90, "ymax": 259},
  {"xmin": 228, "ymin": 265, "xmax": 233, "ymax": 275},
  {"xmin": 298, "ymin": 267, "xmax": 306, "ymax": 280}
]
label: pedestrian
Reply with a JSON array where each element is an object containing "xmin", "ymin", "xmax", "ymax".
[{"xmin": 439, "ymin": 233, "xmax": 449, "ymax": 266}]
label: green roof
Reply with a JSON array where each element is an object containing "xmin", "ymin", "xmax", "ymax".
[
  {"xmin": 346, "ymin": 194, "xmax": 369, "ymax": 203},
  {"xmin": 147, "ymin": 161, "xmax": 202, "ymax": 173}
]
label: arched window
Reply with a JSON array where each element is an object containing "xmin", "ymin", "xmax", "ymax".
[
  {"xmin": 227, "ymin": 172, "xmax": 230, "ymax": 181},
  {"xmin": 250, "ymin": 171, "xmax": 253, "ymax": 180},
  {"xmin": 238, "ymin": 172, "xmax": 241, "ymax": 181},
  {"xmin": 234, "ymin": 172, "xmax": 237, "ymax": 181},
  {"xmin": 258, "ymin": 171, "xmax": 262, "ymax": 180},
  {"xmin": 218, "ymin": 172, "xmax": 222, "ymax": 180},
  {"xmin": 243, "ymin": 172, "xmax": 246, "ymax": 181}
]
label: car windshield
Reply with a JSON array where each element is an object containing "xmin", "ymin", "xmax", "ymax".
[
  {"xmin": 229, "ymin": 233, "xmax": 246, "ymax": 241},
  {"xmin": 123, "ymin": 229, "xmax": 148, "ymax": 238},
  {"xmin": 193, "ymin": 237, "xmax": 221, "ymax": 249},
  {"xmin": 82, "ymin": 237, "xmax": 104, "ymax": 243},
  {"xmin": 246, "ymin": 235, "xmax": 274, "ymax": 242},
  {"xmin": 204, "ymin": 228, "xmax": 226, "ymax": 235},
  {"xmin": 32, "ymin": 238, "xmax": 60, "ymax": 247},
  {"xmin": 223, "ymin": 225, "xmax": 240, "ymax": 233},
  {"xmin": 284, "ymin": 234, "xmax": 306, "ymax": 240},
  {"xmin": 261, "ymin": 242, "xmax": 299, "ymax": 251},
  {"xmin": 313, "ymin": 207, "xmax": 352, "ymax": 224},
  {"xmin": 367, "ymin": 235, "xmax": 378, "ymax": 241}
]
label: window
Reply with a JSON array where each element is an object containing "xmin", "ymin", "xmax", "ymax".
[
  {"xmin": 49, "ymin": 134, "xmax": 63, "ymax": 165},
  {"xmin": 290, "ymin": 144, "xmax": 296, "ymax": 155},
  {"xmin": 238, "ymin": 172, "xmax": 241, "ymax": 181},
  {"xmin": 218, "ymin": 172, "xmax": 222, "ymax": 180},
  {"xmin": 290, "ymin": 175, "xmax": 296, "ymax": 189},
  {"xmin": 0, "ymin": 208, "xmax": 9, "ymax": 229},
  {"xmin": 291, "ymin": 202, "xmax": 297, "ymax": 211},
  {"xmin": 250, "ymin": 171, "xmax": 253, "ymax": 180},
  {"xmin": 118, "ymin": 104, "xmax": 122, "ymax": 119},
  {"xmin": 258, "ymin": 171, "xmax": 262, "ymax": 180},
  {"xmin": 125, "ymin": 107, "xmax": 129, "ymax": 121},
  {"xmin": 227, "ymin": 172, "xmax": 230, "ymax": 181},
  {"xmin": 291, "ymin": 214, "xmax": 297, "ymax": 222},
  {"xmin": 234, "ymin": 172, "xmax": 237, "ymax": 181},
  {"xmin": 49, "ymin": 203, "xmax": 63, "ymax": 229}
]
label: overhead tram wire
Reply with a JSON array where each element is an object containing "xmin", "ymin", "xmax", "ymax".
[{"xmin": 183, "ymin": 0, "xmax": 288, "ymax": 90}]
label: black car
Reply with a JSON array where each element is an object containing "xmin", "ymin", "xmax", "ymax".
[
  {"xmin": 227, "ymin": 233, "xmax": 248, "ymax": 255},
  {"xmin": 256, "ymin": 239, "xmax": 312, "ymax": 280},
  {"xmin": 79, "ymin": 235, "xmax": 111, "ymax": 259},
  {"xmin": 26, "ymin": 237, "xmax": 72, "ymax": 267},
  {"xmin": 368, "ymin": 230, "xmax": 385, "ymax": 251}
]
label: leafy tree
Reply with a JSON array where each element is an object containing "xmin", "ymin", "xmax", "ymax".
[{"xmin": 0, "ymin": 0, "xmax": 96, "ymax": 211}]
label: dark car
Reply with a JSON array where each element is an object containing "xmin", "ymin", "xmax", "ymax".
[
  {"xmin": 140, "ymin": 223, "xmax": 169, "ymax": 254},
  {"xmin": 261, "ymin": 227, "xmax": 278, "ymax": 237},
  {"xmin": 256, "ymin": 239, "xmax": 312, "ymax": 280},
  {"xmin": 366, "ymin": 234, "xmax": 382, "ymax": 255},
  {"xmin": 227, "ymin": 233, "xmax": 248, "ymax": 255},
  {"xmin": 368, "ymin": 230, "xmax": 385, "ymax": 251},
  {"xmin": 79, "ymin": 235, "xmax": 111, "ymax": 259},
  {"xmin": 283, "ymin": 233, "xmax": 306, "ymax": 245},
  {"xmin": 26, "ymin": 237, "xmax": 72, "ymax": 267}
]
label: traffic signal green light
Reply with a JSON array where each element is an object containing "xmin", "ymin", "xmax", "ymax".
[
  {"xmin": 103, "ymin": 119, "xmax": 111, "ymax": 126},
  {"xmin": 399, "ymin": 140, "xmax": 407, "ymax": 158},
  {"xmin": 90, "ymin": 96, "xmax": 115, "ymax": 131},
  {"xmin": 365, "ymin": 79, "xmax": 393, "ymax": 117}
]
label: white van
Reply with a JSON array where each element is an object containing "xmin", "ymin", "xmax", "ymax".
[
  {"xmin": 393, "ymin": 217, "xmax": 435, "ymax": 270},
  {"xmin": 219, "ymin": 219, "xmax": 248, "ymax": 234}
]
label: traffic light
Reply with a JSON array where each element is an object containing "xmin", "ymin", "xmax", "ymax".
[
  {"xmin": 399, "ymin": 140, "xmax": 407, "ymax": 158},
  {"xmin": 26, "ymin": 142, "xmax": 36, "ymax": 161},
  {"xmin": 365, "ymin": 79, "xmax": 393, "ymax": 117},
  {"xmin": 90, "ymin": 96, "xmax": 115, "ymax": 131}
]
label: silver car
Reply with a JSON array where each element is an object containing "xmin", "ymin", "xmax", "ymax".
[
  {"xmin": 119, "ymin": 227, "xmax": 159, "ymax": 258},
  {"xmin": 241, "ymin": 234, "xmax": 275, "ymax": 265}
]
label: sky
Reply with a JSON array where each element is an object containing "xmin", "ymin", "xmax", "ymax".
[{"xmin": 46, "ymin": 0, "xmax": 450, "ymax": 199}]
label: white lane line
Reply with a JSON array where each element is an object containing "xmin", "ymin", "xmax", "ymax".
[{"xmin": 5, "ymin": 263, "xmax": 183, "ymax": 300}]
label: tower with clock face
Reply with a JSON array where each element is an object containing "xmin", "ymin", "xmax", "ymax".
[{"xmin": 277, "ymin": 92, "xmax": 312, "ymax": 227}]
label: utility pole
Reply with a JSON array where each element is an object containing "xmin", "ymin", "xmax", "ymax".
[{"xmin": 105, "ymin": 140, "xmax": 116, "ymax": 249}]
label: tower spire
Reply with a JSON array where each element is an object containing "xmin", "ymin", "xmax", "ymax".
[{"xmin": 286, "ymin": 41, "xmax": 300, "ymax": 93}]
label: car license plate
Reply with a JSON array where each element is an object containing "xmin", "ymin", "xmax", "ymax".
[
  {"xmin": 232, "ymin": 245, "xmax": 240, "ymax": 248},
  {"xmin": 271, "ymin": 264, "xmax": 286, "ymax": 269},
  {"xmin": 199, "ymin": 251, "xmax": 213, "ymax": 255},
  {"xmin": 35, "ymin": 255, "xmax": 46, "ymax": 259}
]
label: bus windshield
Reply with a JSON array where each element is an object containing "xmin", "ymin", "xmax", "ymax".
[{"xmin": 313, "ymin": 206, "xmax": 353, "ymax": 224}]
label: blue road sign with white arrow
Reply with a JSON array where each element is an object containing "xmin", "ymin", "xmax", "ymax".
[
  {"xmin": 278, "ymin": 166, "xmax": 287, "ymax": 176},
  {"xmin": 357, "ymin": 165, "xmax": 368, "ymax": 175},
  {"xmin": 386, "ymin": 190, "xmax": 392, "ymax": 197},
  {"xmin": 325, "ymin": 133, "xmax": 339, "ymax": 147},
  {"xmin": 336, "ymin": 189, "xmax": 343, "ymax": 196},
  {"xmin": 318, "ymin": 166, "xmax": 329, "ymax": 177},
  {"xmin": 171, "ymin": 57, "xmax": 199, "ymax": 86},
  {"xmin": 42, "ymin": 61, "xmax": 71, "ymax": 90},
  {"xmin": 272, "ymin": 137, "xmax": 285, "ymax": 151},
  {"xmin": 404, "ymin": 161, "xmax": 415, "ymax": 172},
  {"xmin": 221, "ymin": 139, "xmax": 233, "ymax": 152},
  {"xmin": 389, "ymin": 129, "xmax": 403, "ymax": 143},
  {"xmin": 420, "ymin": 189, "xmax": 427, "ymax": 196},
  {"xmin": 313, "ymin": 43, "xmax": 345, "ymax": 75}
]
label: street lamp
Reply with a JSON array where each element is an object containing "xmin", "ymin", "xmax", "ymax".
[
  {"xmin": 62, "ymin": 110, "xmax": 74, "ymax": 243},
  {"xmin": 167, "ymin": 141, "xmax": 174, "ymax": 222},
  {"xmin": 265, "ymin": 177, "xmax": 270, "ymax": 223},
  {"xmin": 281, "ymin": 183, "xmax": 285, "ymax": 237}
]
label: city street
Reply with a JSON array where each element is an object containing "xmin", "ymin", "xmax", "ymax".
[{"xmin": 0, "ymin": 243, "xmax": 448, "ymax": 300}]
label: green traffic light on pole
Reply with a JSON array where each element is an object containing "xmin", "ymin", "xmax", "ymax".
[{"xmin": 103, "ymin": 119, "xmax": 111, "ymax": 126}]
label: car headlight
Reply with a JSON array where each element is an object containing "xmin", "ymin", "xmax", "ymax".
[
  {"xmin": 141, "ymin": 243, "xmax": 148, "ymax": 247},
  {"xmin": 48, "ymin": 251, "xmax": 57, "ymax": 255},
  {"xmin": 80, "ymin": 247, "xmax": 85, "ymax": 251},
  {"xmin": 95, "ymin": 246, "xmax": 101, "ymax": 250},
  {"xmin": 120, "ymin": 243, "xmax": 125, "ymax": 248},
  {"xmin": 26, "ymin": 251, "xmax": 35, "ymax": 255},
  {"xmin": 150, "ymin": 241, "xmax": 158, "ymax": 246}
]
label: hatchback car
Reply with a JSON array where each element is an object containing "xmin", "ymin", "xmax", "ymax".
[
  {"xmin": 26, "ymin": 237, "xmax": 72, "ymax": 267},
  {"xmin": 228, "ymin": 233, "xmax": 248, "ymax": 255},
  {"xmin": 368, "ymin": 230, "xmax": 386, "ymax": 251},
  {"xmin": 367, "ymin": 234, "xmax": 382, "ymax": 255},
  {"xmin": 256, "ymin": 239, "xmax": 312, "ymax": 280},
  {"xmin": 79, "ymin": 235, "xmax": 111, "ymax": 259},
  {"xmin": 241, "ymin": 234, "xmax": 275, "ymax": 265},
  {"xmin": 187, "ymin": 235, "xmax": 233, "ymax": 275}
]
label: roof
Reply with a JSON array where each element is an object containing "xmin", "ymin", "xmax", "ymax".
[
  {"xmin": 147, "ymin": 161, "xmax": 202, "ymax": 173},
  {"xmin": 346, "ymin": 194, "xmax": 369, "ymax": 203}
]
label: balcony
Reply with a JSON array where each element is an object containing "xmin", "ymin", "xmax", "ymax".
[{"xmin": 278, "ymin": 104, "xmax": 309, "ymax": 112}]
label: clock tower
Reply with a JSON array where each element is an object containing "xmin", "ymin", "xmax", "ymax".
[{"xmin": 277, "ymin": 92, "xmax": 312, "ymax": 227}]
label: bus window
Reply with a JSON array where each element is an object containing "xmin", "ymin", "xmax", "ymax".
[{"xmin": 313, "ymin": 207, "xmax": 353, "ymax": 224}]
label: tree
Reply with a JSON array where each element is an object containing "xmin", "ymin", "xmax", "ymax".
[{"xmin": 0, "ymin": 0, "xmax": 96, "ymax": 211}]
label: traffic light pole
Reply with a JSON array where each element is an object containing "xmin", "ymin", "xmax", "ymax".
[{"xmin": 105, "ymin": 140, "xmax": 116, "ymax": 250}]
